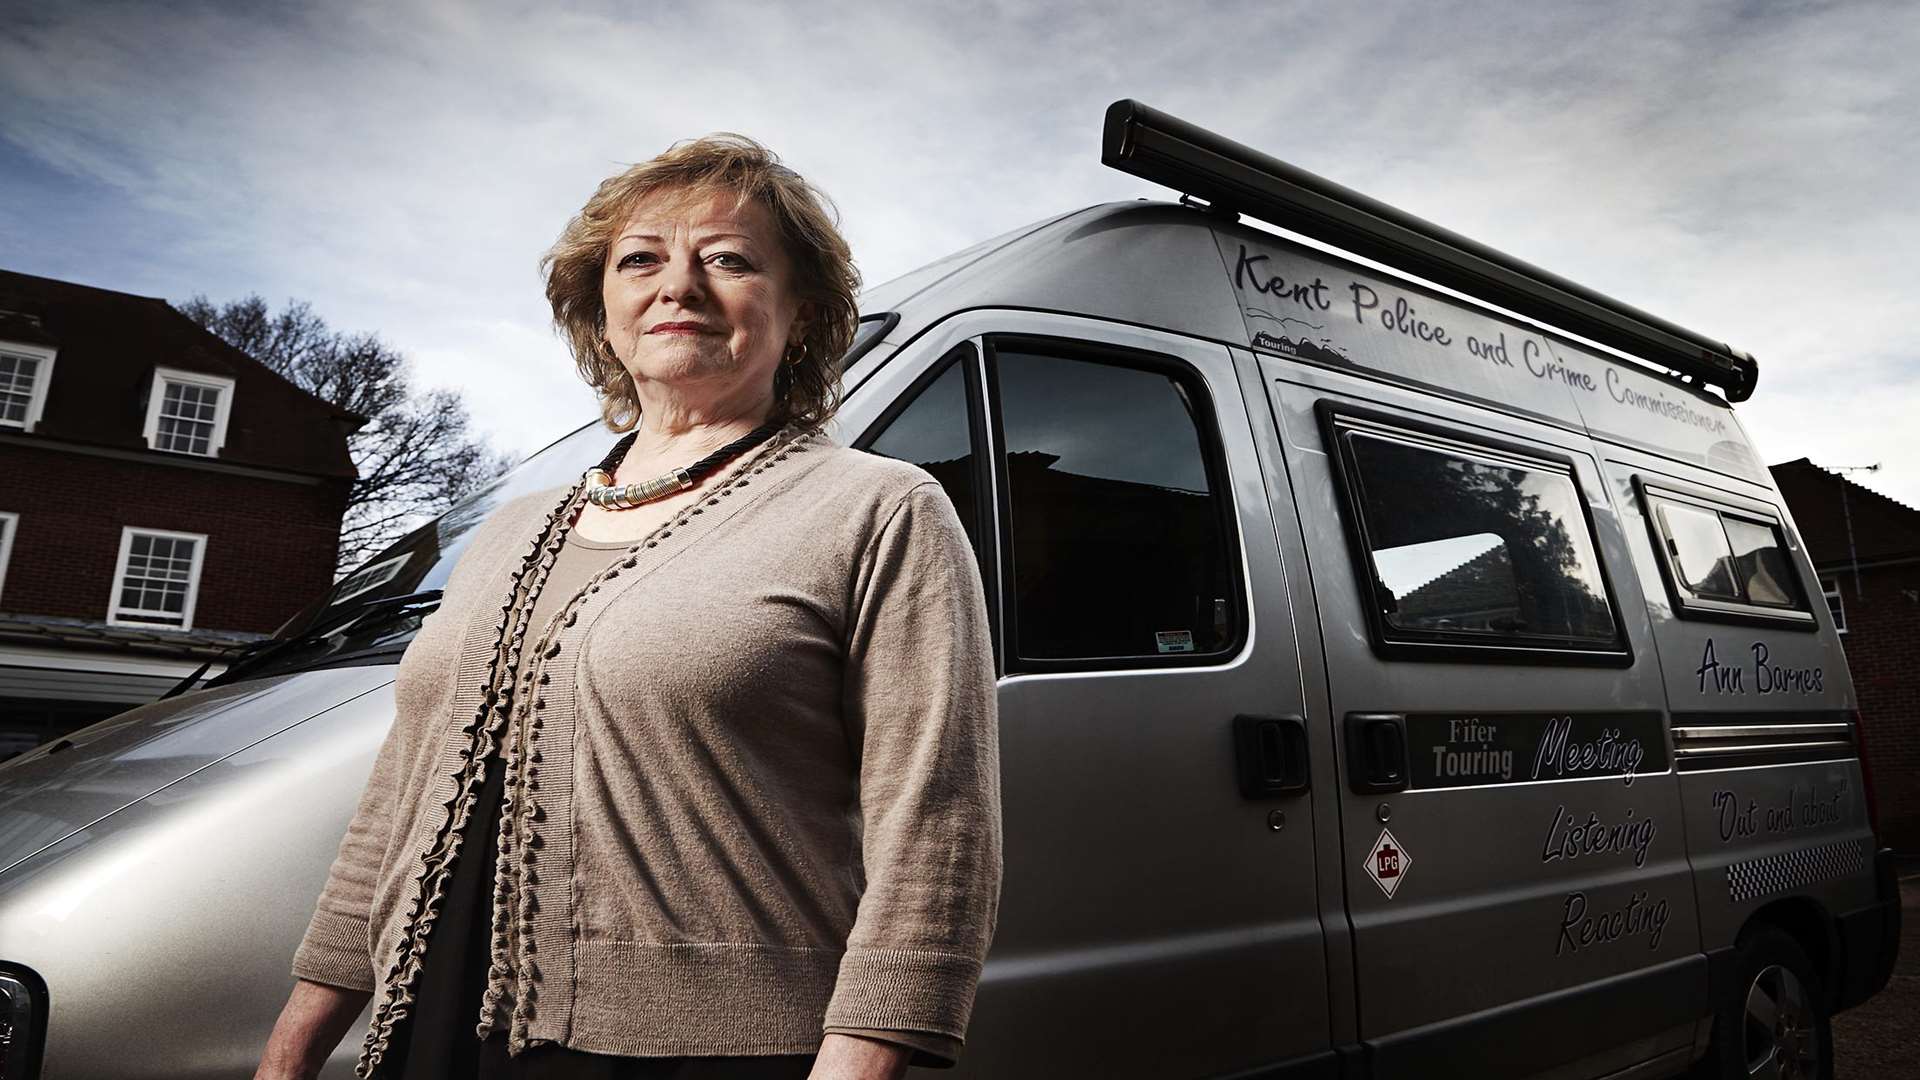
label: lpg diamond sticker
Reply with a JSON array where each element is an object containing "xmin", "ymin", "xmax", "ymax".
[{"xmin": 1364, "ymin": 828, "xmax": 1412, "ymax": 899}]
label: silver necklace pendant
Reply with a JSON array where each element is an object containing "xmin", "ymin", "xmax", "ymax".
[{"xmin": 583, "ymin": 466, "xmax": 695, "ymax": 510}]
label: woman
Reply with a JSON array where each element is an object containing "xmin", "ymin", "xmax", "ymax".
[{"xmin": 255, "ymin": 135, "xmax": 1003, "ymax": 1080}]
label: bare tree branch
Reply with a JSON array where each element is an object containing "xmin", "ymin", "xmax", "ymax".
[{"xmin": 181, "ymin": 294, "xmax": 518, "ymax": 577}]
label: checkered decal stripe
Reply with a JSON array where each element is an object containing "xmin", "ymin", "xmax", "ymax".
[{"xmin": 1726, "ymin": 837, "xmax": 1868, "ymax": 903}]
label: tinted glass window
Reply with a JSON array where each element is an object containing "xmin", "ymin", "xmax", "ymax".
[
  {"xmin": 1341, "ymin": 428, "xmax": 1618, "ymax": 649},
  {"xmin": 864, "ymin": 349, "xmax": 982, "ymax": 552},
  {"xmin": 993, "ymin": 344, "xmax": 1238, "ymax": 662}
]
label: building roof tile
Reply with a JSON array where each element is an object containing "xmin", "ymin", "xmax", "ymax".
[
  {"xmin": 0, "ymin": 268, "xmax": 360, "ymax": 478},
  {"xmin": 1770, "ymin": 458, "xmax": 1920, "ymax": 569}
]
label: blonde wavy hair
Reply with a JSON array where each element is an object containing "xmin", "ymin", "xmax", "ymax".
[{"xmin": 542, "ymin": 133, "xmax": 860, "ymax": 432}]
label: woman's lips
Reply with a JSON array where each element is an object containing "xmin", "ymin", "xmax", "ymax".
[{"xmin": 649, "ymin": 323, "xmax": 714, "ymax": 334}]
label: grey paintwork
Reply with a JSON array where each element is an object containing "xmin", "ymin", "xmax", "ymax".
[
  {"xmin": 836, "ymin": 310, "xmax": 1328, "ymax": 1078},
  {"xmin": 0, "ymin": 197, "xmax": 1880, "ymax": 1079},
  {"xmin": 0, "ymin": 666, "xmax": 395, "ymax": 1077}
]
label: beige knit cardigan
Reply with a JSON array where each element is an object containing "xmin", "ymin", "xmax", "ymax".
[{"xmin": 290, "ymin": 422, "xmax": 1003, "ymax": 1075}]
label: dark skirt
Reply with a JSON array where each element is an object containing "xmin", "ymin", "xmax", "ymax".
[{"xmin": 379, "ymin": 752, "xmax": 818, "ymax": 1079}]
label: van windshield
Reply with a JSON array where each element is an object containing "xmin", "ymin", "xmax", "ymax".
[
  {"xmin": 206, "ymin": 314, "xmax": 895, "ymax": 688},
  {"xmin": 204, "ymin": 419, "xmax": 612, "ymax": 687}
]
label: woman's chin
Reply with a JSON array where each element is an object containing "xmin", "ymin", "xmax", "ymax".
[{"xmin": 627, "ymin": 354, "xmax": 751, "ymax": 388}]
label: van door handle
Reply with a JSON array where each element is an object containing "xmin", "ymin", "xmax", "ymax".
[
  {"xmin": 1345, "ymin": 713, "xmax": 1409, "ymax": 793},
  {"xmin": 1232, "ymin": 714, "xmax": 1309, "ymax": 798}
]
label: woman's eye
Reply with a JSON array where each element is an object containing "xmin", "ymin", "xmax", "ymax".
[
  {"xmin": 709, "ymin": 252, "xmax": 753, "ymax": 271},
  {"xmin": 617, "ymin": 251, "xmax": 658, "ymax": 269}
]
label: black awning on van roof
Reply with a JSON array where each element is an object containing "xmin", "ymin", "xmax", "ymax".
[{"xmin": 1101, "ymin": 98, "xmax": 1759, "ymax": 403}]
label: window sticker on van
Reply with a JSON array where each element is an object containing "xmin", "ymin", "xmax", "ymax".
[
  {"xmin": 1318, "ymin": 403, "xmax": 1631, "ymax": 665},
  {"xmin": 1407, "ymin": 711, "xmax": 1670, "ymax": 789},
  {"xmin": 1634, "ymin": 479, "xmax": 1816, "ymax": 630}
]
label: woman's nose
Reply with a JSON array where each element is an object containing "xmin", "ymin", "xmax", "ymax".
[{"xmin": 657, "ymin": 255, "xmax": 706, "ymax": 306}]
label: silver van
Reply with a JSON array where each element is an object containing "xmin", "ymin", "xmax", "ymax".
[{"xmin": 0, "ymin": 100, "xmax": 1898, "ymax": 1080}]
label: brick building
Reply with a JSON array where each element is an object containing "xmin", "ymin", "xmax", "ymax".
[
  {"xmin": 1772, "ymin": 458, "xmax": 1920, "ymax": 852},
  {"xmin": 0, "ymin": 269, "xmax": 360, "ymax": 753}
]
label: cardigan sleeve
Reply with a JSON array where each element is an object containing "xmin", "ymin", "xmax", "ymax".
[
  {"xmin": 289, "ymin": 703, "xmax": 411, "ymax": 992},
  {"xmin": 822, "ymin": 480, "xmax": 1003, "ymax": 1052},
  {"xmin": 822, "ymin": 1025, "xmax": 965, "ymax": 1069}
]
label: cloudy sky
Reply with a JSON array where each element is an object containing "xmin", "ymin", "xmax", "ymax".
[{"xmin": 4, "ymin": 0, "xmax": 1917, "ymax": 509}]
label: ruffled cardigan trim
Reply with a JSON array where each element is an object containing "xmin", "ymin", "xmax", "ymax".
[{"xmin": 353, "ymin": 422, "xmax": 814, "ymax": 1077}]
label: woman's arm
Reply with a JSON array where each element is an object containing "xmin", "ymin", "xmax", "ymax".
[
  {"xmin": 821, "ymin": 480, "xmax": 1004, "ymax": 1059},
  {"xmin": 809, "ymin": 1032, "xmax": 913, "ymax": 1080},
  {"xmin": 289, "ymin": 697, "xmax": 415, "ymax": 992},
  {"xmin": 255, "ymin": 979, "xmax": 372, "ymax": 1080}
]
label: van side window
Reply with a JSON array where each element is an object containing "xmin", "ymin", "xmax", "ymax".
[
  {"xmin": 863, "ymin": 345, "xmax": 985, "ymax": 555},
  {"xmin": 988, "ymin": 338, "xmax": 1242, "ymax": 667},
  {"xmin": 1639, "ymin": 482, "xmax": 1812, "ymax": 626},
  {"xmin": 1322, "ymin": 406, "xmax": 1628, "ymax": 663}
]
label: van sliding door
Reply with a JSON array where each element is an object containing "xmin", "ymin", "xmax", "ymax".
[
  {"xmin": 1261, "ymin": 366, "xmax": 1704, "ymax": 1080},
  {"xmin": 848, "ymin": 311, "xmax": 1332, "ymax": 1079}
]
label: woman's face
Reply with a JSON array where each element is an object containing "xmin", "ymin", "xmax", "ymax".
[{"xmin": 601, "ymin": 186, "xmax": 806, "ymax": 414}]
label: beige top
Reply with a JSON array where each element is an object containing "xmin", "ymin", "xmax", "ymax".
[
  {"xmin": 503, "ymin": 522, "xmax": 961, "ymax": 1064},
  {"xmin": 291, "ymin": 422, "xmax": 1001, "ymax": 1076}
]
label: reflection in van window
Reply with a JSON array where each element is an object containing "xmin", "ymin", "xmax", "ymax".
[
  {"xmin": 993, "ymin": 345, "xmax": 1237, "ymax": 662},
  {"xmin": 865, "ymin": 348, "xmax": 982, "ymax": 553},
  {"xmin": 1656, "ymin": 500, "xmax": 1741, "ymax": 600},
  {"xmin": 1375, "ymin": 532, "xmax": 1519, "ymax": 632},
  {"xmin": 1346, "ymin": 433, "xmax": 1617, "ymax": 647},
  {"xmin": 1723, "ymin": 517, "xmax": 1799, "ymax": 606}
]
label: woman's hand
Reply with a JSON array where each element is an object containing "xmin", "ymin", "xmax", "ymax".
[
  {"xmin": 254, "ymin": 979, "xmax": 372, "ymax": 1080},
  {"xmin": 807, "ymin": 1032, "xmax": 914, "ymax": 1080}
]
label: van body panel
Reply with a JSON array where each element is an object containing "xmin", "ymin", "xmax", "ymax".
[
  {"xmin": 0, "ymin": 665, "xmax": 396, "ymax": 876},
  {"xmin": 869, "ymin": 205, "xmax": 1252, "ymax": 369},
  {"xmin": 1198, "ymin": 217, "xmax": 1766, "ymax": 484},
  {"xmin": 1202, "ymin": 221, "xmax": 1767, "ymax": 489},
  {"xmin": 1594, "ymin": 448, "xmax": 1876, "ymax": 966},
  {"xmin": 1262, "ymin": 362, "xmax": 1700, "ymax": 1077},
  {"xmin": 862, "ymin": 201, "xmax": 1764, "ymax": 490},
  {"xmin": 1229, "ymin": 344, "xmax": 1361, "ymax": 1051},
  {"xmin": 0, "ymin": 677, "xmax": 393, "ymax": 1078},
  {"xmin": 1595, "ymin": 450, "xmax": 1853, "ymax": 716},
  {"xmin": 836, "ymin": 309, "xmax": 1333, "ymax": 1078}
]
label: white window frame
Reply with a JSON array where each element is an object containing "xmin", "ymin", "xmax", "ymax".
[
  {"xmin": 107, "ymin": 526, "xmax": 208, "ymax": 631},
  {"xmin": 143, "ymin": 366, "xmax": 236, "ymax": 457},
  {"xmin": 331, "ymin": 551, "xmax": 412, "ymax": 605},
  {"xmin": 0, "ymin": 341, "xmax": 58, "ymax": 433},
  {"xmin": 1821, "ymin": 576, "xmax": 1848, "ymax": 634},
  {"xmin": 0, "ymin": 512, "xmax": 17, "ymax": 603}
]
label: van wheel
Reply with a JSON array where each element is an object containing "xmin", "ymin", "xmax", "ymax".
[{"xmin": 1693, "ymin": 927, "xmax": 1832, "ymax": 1080}]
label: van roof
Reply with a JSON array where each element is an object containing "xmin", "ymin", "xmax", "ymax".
[{"xmin": 862, "ymin": 197, "xmax": 1768, "ymax": 488}]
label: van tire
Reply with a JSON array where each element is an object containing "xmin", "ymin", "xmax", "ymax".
[{"xmin": 1692, "ymin": 926, "xmax": 1832, "ymax": 1080}]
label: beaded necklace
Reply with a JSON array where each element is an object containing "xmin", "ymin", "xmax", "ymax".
[{"xmin": 584, "ymin": 418, "xmax": 786, "ymax": 509}]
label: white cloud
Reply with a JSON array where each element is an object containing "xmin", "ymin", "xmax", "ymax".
[{"xmin": 2, "ymin": 0, "xmax": 1916, "ymax": 506}]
